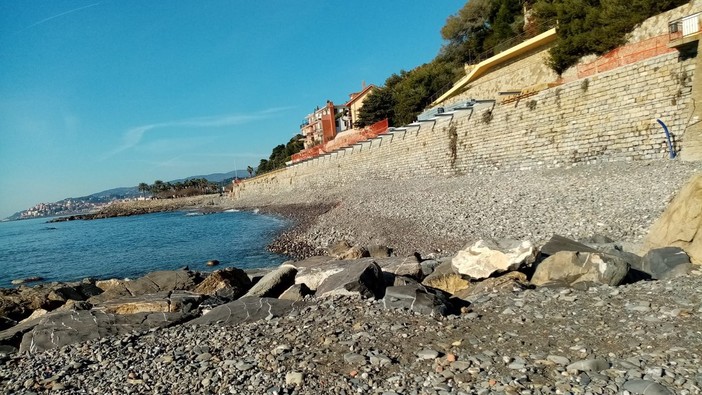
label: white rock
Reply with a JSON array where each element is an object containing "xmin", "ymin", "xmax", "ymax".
[
  {"xmin": 452, "ymin": 239, "xmax": 536, "ymax": 279},
  {"xmin": 285, "ymin": 371, "xmax": 304, "ymax": 386}
]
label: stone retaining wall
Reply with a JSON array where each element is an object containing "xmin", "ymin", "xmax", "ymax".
[{"xmin": 237, "ymin": 51, "xmax": 696, "ymax": 198}]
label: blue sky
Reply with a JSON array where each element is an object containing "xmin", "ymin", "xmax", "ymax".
[{"xmin": 0, "ymin": 0, "xmax": 465, "ymax": 217}]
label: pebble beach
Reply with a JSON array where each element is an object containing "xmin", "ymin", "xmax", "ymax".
[{"xmin": 240, "ymin": 161, "xmax": 702, "ymax": 259}]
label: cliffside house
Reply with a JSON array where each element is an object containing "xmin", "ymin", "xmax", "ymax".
[
  {"xmin": 300, "ymin": 101, "xmax": 350, "ymax": 149},
  {"xmin": 344, "ymin": 83, "xmax": 376, "ymax": 129}
]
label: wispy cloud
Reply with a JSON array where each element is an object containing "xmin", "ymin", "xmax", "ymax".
[
  {"xmin": 14, "ymin": 3, "xmax": 101, "ymax": 35},
  {"xmin": 104, "ymin": 108, "xmax": 293, "ymax": 159},
  {"xmin": 152, "ymin": 152, "xmax": 267, "ymax": 168}
]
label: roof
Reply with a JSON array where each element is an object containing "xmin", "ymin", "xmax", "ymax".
[{"xmin": 345, "ymin": 84, "xmax": 377, "ymax": 107}]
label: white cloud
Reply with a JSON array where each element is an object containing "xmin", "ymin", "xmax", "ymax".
[
  {"xmin": 14, "ymin": 3, "xmax": 102, "ymax": 35},
  {"xmin": 103, "ymin": 108, "xmax": 292, "ymax": 159}
]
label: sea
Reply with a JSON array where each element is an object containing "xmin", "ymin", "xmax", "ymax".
[{"xmin": 0, "ymin": 210, "xmax": 291, "ymax": 288}]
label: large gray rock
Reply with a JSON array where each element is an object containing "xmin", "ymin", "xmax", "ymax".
[
  {"xmin": 453, "ymin": 271, "xmax": 529, "ymax": 302},
  {"xmin": 419, "ymin": 259, "xmax": 441, "ymax": 277},
  {"xmin": 97, "ymin": 291, "xmax": 204, "ymax": 315},
  {"xmin": 19, "ymin": 309, "xmax": 193, "ymax": 353},
  {"xmin": 193, "ymin": 267, "xmax": 252, "ymax": 299},
  {"xmin": 279, "ymin": 284, "xmax": 312, "ymax": 302},
  {"xmin": 292, "ymin": 256, "xmax": 338, "ymax": 270},
  {"xmin": 382, "ymin": 284, "xmax": 453, "ymax": 316},
  {"xmin": 638, "ymin": 247, "xmax": 691, "ymax": 280},
  {"xmin": 421, "ymin": 259, "xmax": 455, "ymax": 283},
  {"xmin": 0, "ymin": 279, "xmax": 103, "ymax": 322},
  {"xmin": 243, "ymin": 265, "xmax": 297, "ymax": 298},
  {"xmin": 391, "ymin": 276, "xmax": 420, "ymax": 287},
  {"xmin": 294, "ymin": 257, "xmax": 369, "ymax": 290},
  {"xmin": 315, "ymin": 260, "xmax": 385, "ymax": 299},
  {"xmin": 189, "ymin": 297, "xmax": 302, "ymax": 325},
  {"xmin": 89, "ymin": 270, "xmax": 200, "ymax": 303},
  {"xmin": 540, "ymin": 235, "xmax": 600, "ymax": 257},
  {"xmin": 375, "ymin": 256, "xmax": 423, "ymax": 279},
  {"xmin": 452, "ymin": 239, "xmax": 537, "ymax": 279},
  {"xmin": 531, "ymin": 251, "xmax": 630, "ymax": 287},
  {"xmin": 0, "ymin": 314, "xmax": 44, "ymax": 350}
]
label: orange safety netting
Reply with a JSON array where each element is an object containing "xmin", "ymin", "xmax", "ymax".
[
  {"xmin": 576, "ymin": 34, "xmax": 676, "ymax": 78},
  {"xmin": 291, "ymin": 119, "xmax": 388, "ymax": 163}
]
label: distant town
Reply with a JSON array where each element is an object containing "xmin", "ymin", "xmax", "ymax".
[
  {"xmin": 8, "ymin": 200, "xmax": 110, "ymax": 221},
  {"xmin": 4, "ymin": 170, "xmax": 247, "ymax": 221}
]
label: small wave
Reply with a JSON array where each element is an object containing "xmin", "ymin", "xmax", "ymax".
[
  {"xmin": 185, "ymin": 212, "xmax": 203, "ymax": 216},
  {"xmin": 223, "ymin": 209, "xmax": 240, "ymax": 213},
  {"xmin": 252, "ymin": 208, "xmax": 260, "ymax": 214}
]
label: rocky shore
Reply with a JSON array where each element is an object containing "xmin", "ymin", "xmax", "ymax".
[
  {"xmin": 0, "ymin": 236, "xmax": 701, "ymax": 394},
  {"xmin": 2, "ymin": 160, "xmax": 701, "ymax": 394}
]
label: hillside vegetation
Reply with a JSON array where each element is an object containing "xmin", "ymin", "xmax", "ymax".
[
  {"xmin": 357, "ymin": 0, "xmax": 688, "ymax": 126},
  {"xmin": 534, "ymin": 0, "xmax": 689, "ymax": 73},
  {"xmin": 255, "ymin": 134, "xmax": 305, "ymax": 175}
]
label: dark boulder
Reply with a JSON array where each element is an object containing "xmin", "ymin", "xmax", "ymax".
[
  {"xmin": 189, "ymin": 297, "xmax": 303, "ymax": 325},
  {"xmin": 532, "ymin": 251, "xmax": 630, "ymax": 288},
  {"xmin": 540, "ymin": 235, "xmax": 600, "ymax": 257},
  {"xmin": 375, "ymin": 256, "xmax": 423, "ymax": 279},
  {"xmin": 89, "ymin": 269, "xmax": 201, "ymax": 303},
  {"xmin": 315, "ymin": 260, "xmax": 385, "ymax": 299},
  {"xmin": 243, "ymin": 265, "xmax": 297, "ymax": 298},
  {"xmin": 382, "ymin": 284, "xmax": 454, "ymax": 316},
  {"xmin": 639, "ymin": 247, "xmax": 692, "ymax": 280},
  {"xmin": 193, "ymin": 267, "xmax": 252, "ymax": 300},
  {"xmin": 279, "ymin": 284, "xmax": 313, "ymax": 302},
  {"xmin": 453, "ymin": 271, "xmax": 530, "ymax": 302},
  {"xmin": 19, "ymin": 309, "xmax": 194, "ymax": 354}
]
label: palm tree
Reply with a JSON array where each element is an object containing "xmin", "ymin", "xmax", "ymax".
[
  {"xmin": 153, "ymin": 180, "xmax": 165, "ymax": 194},
  {"xmin": 246, "ymin": 166, "xmax": 254, "ymax": 178},
  {"xmin": 137, "ymin": 182, "xmax": 150, "ymax": 197}
]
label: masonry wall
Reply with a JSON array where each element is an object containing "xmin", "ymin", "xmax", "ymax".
[
  {"xmin": 237, "ymin": 51, "xmax": 697, "ymax": 198},
  {"xmin": 446, "ymin": 44, "xmax": 559, "ymax": 105}
]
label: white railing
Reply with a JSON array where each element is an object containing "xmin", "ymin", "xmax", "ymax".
[{"xmin": 681, "ymin": 12, "xmax": 700, "ymax": 36}]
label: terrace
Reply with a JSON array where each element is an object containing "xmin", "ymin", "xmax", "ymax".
[{"xmin": 669, "ymin": 12, "xmax": 701, "ymax": 48}]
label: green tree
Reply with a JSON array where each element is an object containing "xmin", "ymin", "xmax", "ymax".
[
  {"xmin": 533, "ymin": 0, "xmax": 688, "ymax": 74},
  {"xmin": 246, "ymin": 166, "xmax": 254, "ymax": 177},
  {"xmin": 151, "ymin": 180, "xmax": 165, "ymax": 193},
  {"xmin": 439, "ymin": 0, "xmax": 494, "ymax": 64},
  {"xmin": 356, "ymin": 59, "xmax": 460, "ymax": 127},
  {"xmin": 137, "ymin": 182, "xmax": 150, "ymax": 197},
  {"xmin": 354, "ymin": 87, "xmax": 396, "ymax": 128},
  {"xmin": 255, "ymin": 134, "xmax": 304, "ymax": 175},
  {"xmin": 391, "ymin": 61, "xmax": 459, "ymax": 125}
]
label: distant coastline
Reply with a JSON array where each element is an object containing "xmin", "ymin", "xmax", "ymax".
[{"xmin": 45, "ymin": 195, "xmax": 236, "ymax": 222}]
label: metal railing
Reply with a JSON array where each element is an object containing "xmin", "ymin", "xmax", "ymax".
[
  {"xmin": 669, "ymin": 12, "xmax": 701, "ymax": 41},
  {"xmin": 428, "ymin": 22, "xmax": 556, "ymax": 104}
]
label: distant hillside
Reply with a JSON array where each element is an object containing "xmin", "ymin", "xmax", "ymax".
[
  {"xmin": 171, "ymin": 170, "xmax": 250, "ymax": 184},
  {"xmin": 5, "ymin": 169, "xmax": 252, "ymax": 221}
]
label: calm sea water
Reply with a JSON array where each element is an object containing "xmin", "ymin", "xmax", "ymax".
[{"xmin": 0, "ymin": 210, "xmax": 290, "ymax": 288}]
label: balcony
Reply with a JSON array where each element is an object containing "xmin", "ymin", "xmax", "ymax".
[{"xmin": 669, "ymin": 12, "xmax": 701, "ymax": 48}]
